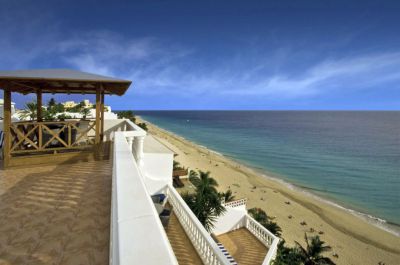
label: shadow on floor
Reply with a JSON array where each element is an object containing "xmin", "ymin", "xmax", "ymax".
[{"xmin": 0, "ymin": 157, "xmax": 112, "ymax": 265}]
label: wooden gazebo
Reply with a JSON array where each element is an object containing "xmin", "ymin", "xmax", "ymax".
[{"xmin": 0, "ymin": 69, "xmax": 131, "ymax": 168}]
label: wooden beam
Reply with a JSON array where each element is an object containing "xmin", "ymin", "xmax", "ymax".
[
  {"xmin": 37, "ymin": 88, "xmax": 42, "ymax": 122},
  {"xmin": 100, "ymin": 87, "xmax": 105, "ymax": 142},
  {"xmin": 3, "ymin": 89, "xmax": 11, "ymax": 167},
  {"xmin": 95, "ymin": 87, "xmax": 101, "ymax": 144}
]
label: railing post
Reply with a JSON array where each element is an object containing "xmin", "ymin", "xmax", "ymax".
[
  {"xmin": 135, "ymin": 135, "xmax": 145, "ymax": 166},
  {"xmin": 39, "ymin": 123, "xmax": 42, "ymax": 150},
  {"xmin": 127, "ymin": 136, "xmax": 134, "ymax": 152}
]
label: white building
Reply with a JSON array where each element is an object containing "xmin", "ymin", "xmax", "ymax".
[
  {"xmin": 63, "ymin": 100, "xmax": 77, "ymax": 109},
  {"xmin": 0, "ymin": 99, "xmax": 16, "ymax": 118},
  {"xmin": 0, "ymin": 99, "xmax": 19, "ymax": 131}
]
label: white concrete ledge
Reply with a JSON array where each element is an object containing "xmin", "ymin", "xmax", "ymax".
[{"xmin": 110, "ymin": 132, "xmax": 178, "ymax": 265}]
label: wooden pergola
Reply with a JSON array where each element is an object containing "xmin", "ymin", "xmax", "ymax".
[{"xmin": 0, "ymin": 69, "xmax": 131, "ymax": 168}]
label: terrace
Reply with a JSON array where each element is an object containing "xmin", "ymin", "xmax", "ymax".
[
  {"xmin": 0, "ymin": 70, "xmax": 279, "ymax": 265},
  {"xmin": 0, "ymin": 159, "xmax": 112, "ymax": 264}
]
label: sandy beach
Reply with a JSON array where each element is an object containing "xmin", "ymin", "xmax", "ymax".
[{"xmin": 140, "ymin": 117, "xmax": 400, "ymax": 265}]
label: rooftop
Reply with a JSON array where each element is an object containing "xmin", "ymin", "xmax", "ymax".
[{"xmin": 0, "ymin": 69, "xmax": 131, "ymax": 95}]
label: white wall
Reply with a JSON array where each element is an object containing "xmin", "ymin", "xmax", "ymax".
[
  {"xmin": 142, "ymin": 152, "xmax": 173, "ymax": 195},
  {"xmin": 89, "ymin": 109, "xmax": 118, "ymax": 119},
  {"xmin": 212, "ymin": 205, "xmax": 247, "ymax": 236},
  {"xmin": 0, "ymin": 102, "xmax": 15, "ymax": 119},
  {"xmin": 103, "ymin": 119, "xmax": 127, "ymax": 141}
]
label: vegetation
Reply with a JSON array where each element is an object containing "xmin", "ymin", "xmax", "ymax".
[
  {"xmin": 43, "ymin": 110, "xmax": 56, "ymax": 121},
  {"xmin": 116, "ymin": 110, "xmax": 136, "ymax": 123},
  {"xmin": 48, "ymin": 98, "xmax": 56, "ymax": 108},
  {"xmin": 248, "ymin": 207, "xmax": 282, "ymax": 237},
  {"xmin": 137, "ymin": 122, "xmax": 148, "ymax": 131},
  {"xmin": 19, "ymin": 101, "xmax": 38, "ymax": 120},
  {"xmin": 81, "ymin": 107, "xmax": 91, "ymax": 120},
  {"xmin": 57, "ymin": 113, "xmax": 73, "ymax": 121},
  {"xmin": 248, "ymin": 207, "xmax": 269, "ymax": 223},
  {"xmin": 68, "ymin": 100, "xmax": 86, "ymax": 113},
  {"xmin": 295, "ymin": 233, "xmax": 335, "ymax": 265},
  {"xmin": 273, "ymin": 240, "xmax": 302, "ymax": 265},
  {"xmin": 218, "ymin": 189, "xmax": 235, "ymax": 203},
  {"xmin": 263, "ymin": 221, "xmax": 283, "ymax": 237},
  {"xmin": 273, "ymin": 234, "xmax": 335, "ymax": 265},
  {"xmin": 182, "ymin": 170, "xmax": 226, "ymax": 231},
  {"xmin": 116, "ymin": 110, "xmax": 149, "ymax": 131},
  {"xmin": 173, "ymin": 161, "xmax": 185, "ymax": 171},
  {"xmin": 173, "ymin": 157, "xmax": 334, "ymax": 265}
]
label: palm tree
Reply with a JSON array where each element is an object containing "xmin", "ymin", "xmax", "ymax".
[
  {"xmin": 80, "ymin": 108, "xmax": 91, "ymax": 120},
  {"xmin": 173, "ymin": 161, "xmax": 184, "ymax": 170},
  {"xmin": 184, "ymin": 170, "xmax": 226, "ymax": 231},
  {"xmin": 295, "ymin": 233, "xmax": 335, "ymax": 265},
  {"xmin": 48, "ymin": 98, "xmax": 56, "ymax": 108},
  {"xmin": 248, "ymin": 207, "xmax": 282, "ymax": 237},
  {"xmin": 273, "ymin": 240, "xmax": 302, "ymax": 265},
  {"xmin": 262, "ymin": 221, "xmax": 282, "ymax": 237},
  {"xmin": 248, "ymin": 207, "xmax": 269, "ymax": 223},
  {"xmin": 190, "ymin": 170, "xmax": 219, "ymax": 195},
  {"xmin": 20, "ymin": 101, "xmax": 38, "ymax": 120},
  {"xmin": 218, "ymin": 189, "xmax": 235, "ymax": 203}
]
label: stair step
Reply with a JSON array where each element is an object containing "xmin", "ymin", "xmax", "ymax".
[{"xmin": 216, "ymin": 242, "xmax": 237, "ymax": 264}]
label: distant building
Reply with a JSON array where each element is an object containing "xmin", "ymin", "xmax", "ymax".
[
  {"xmin": 0, "ymin": 99, "xmax": 16, "ymax": 118},
  {"xmin": 63, "ymin": 101, "xmax": 77, "ymax": 109},
  {"xmin": 82, "ymin": 99, "xmax": 93, "ymax": 108}
]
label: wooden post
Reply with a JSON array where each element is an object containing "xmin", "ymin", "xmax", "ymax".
[
  {"xmin": 100, "ymin": 89, "xmax": 105, "ymax": 142},
  {"xmin": 95, "ymin": 87, "xmax": 101, "ymax": 144},
  {"xmin": 3, "ymin": 89, "xmax": 11, "ymax": 167},
  {"xmin": 37, "ymin": 89, "xmax": 42, "ymax": 122}
]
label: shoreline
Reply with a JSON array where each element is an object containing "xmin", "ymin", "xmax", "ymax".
[
  {"xmin": 204, "ymin": 145, "xmax": 400, "ymax": 237},
  {"xmin": 254, "ymin": 169, "xmax": 400, "ymax": 237},
  {"xmin": 220, "ymin": 151, "xmax": 400, "ymax": 237},
  {"xmin": 139, "ymin": 116, "xmax": 400, "ymax": 264}
]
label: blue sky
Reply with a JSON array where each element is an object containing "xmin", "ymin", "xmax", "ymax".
[{"xmin": 1, "ymin": 0, "xmax": 400, "ymax": 110}]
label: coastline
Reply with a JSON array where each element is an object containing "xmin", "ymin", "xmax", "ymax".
[
  {"xmin": 251, "ymin": 167, "xmax": 400, "ymax": 237},
  {"xmin": 207, "ymin": 148, "xmax": 400, "ymax": 237},
  {"xmin": 139, "ymin": 116, "xmax": 400, "ymax": 265}
]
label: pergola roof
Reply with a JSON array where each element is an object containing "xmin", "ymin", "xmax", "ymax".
[{"xmin": 0, "ymin": 69, "xmax": 131, "ymax": 95}]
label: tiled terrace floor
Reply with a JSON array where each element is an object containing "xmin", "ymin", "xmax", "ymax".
[
  {"xmin": 0, "ymin": 160, "xmax": 112, "ymax": 265},
  {"xmin": 166, "ymin": 212, "xmax": 203, "ymax": 265},
  {"xmin": 217, "ymin": 228, "xmax": 268, "ymax": 265}
]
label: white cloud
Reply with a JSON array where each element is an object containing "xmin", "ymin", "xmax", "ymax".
[
  {"xmin": 223, "ymin": 52, "xmax": 400, "ymax": 97},
  {"xmin": 1, "ymin": 9, "xmax": 399, "ymax": 101},
  {"xmin": 127, "ymin": 50, "xmax": 400, "ymax": 99}
]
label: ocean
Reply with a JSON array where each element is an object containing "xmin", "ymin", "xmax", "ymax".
[{"xmin": 136, "ymin": 111, "xmax": 400, "ymax": 234}]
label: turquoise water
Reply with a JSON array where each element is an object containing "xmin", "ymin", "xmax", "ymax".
[{"xmin": 137, "ymin": 111, "xmax": 400, "ymax": 233}]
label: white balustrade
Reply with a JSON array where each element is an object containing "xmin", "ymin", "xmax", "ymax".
[
  {"xmin": 166, "ymin": 184, "xmax": 232, "ymax": 265},
  {"xmin": 223, "ymin": 198, "xmax": 247, "ymax": 208},
  {"xmin": 122, "ymin": 119, "xmax": 146, "ymax": 166},
  {"xmin": 133, "ymin": 135, "xmax": 145, "ymax": 166},
  {"xmin": 245, "ymin": 215, "xmax": 280, "ymax": 265},
  {"xmin": 126, "ymin": 136, "xmax": 134, "ymax": 151}
]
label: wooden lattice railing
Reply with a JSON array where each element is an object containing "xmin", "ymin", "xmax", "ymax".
[{"xmin": 9, "ymin": 120, "xmax": 96, "ymax": 154}]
